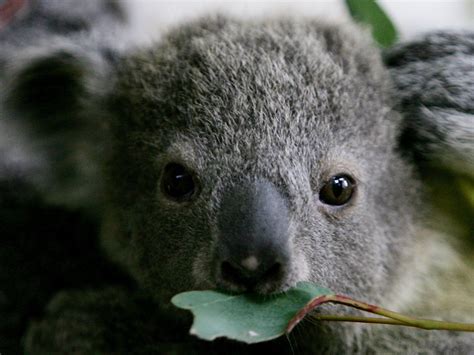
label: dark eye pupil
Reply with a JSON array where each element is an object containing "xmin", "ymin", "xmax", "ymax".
[
  {"xmin": 161, "ymin": 163, "xmax": 196, "ymax": 201},
  {"xmin": 331, "ymin": 176, "xmax": 349, "ymax": 198},
  {"xmin": 319, "ymin": 175, "xmax": 354, "ymax": 206}
]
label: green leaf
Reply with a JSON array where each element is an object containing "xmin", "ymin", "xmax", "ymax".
[
  {"xmin": 345, "ymin": 0, "xmax": 398, "ymax": 47},
  {"xmin": 173, "ymin": 281, "xmax": 474, "ymax": 344},
  {"xmin": 171, "ymin": 281, "xmax": 332, "ymax": 344}
]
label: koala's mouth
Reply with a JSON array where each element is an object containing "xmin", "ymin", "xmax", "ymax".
[{"xmin": 192, "ymin": 239, "xmax": 309, "ymax": 296}]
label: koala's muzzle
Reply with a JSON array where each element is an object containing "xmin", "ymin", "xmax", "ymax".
[{"xmin": 216, "ymin": 180, "xmax": 291, "ymax": 292}]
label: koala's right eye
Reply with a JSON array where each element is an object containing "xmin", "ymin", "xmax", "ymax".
[
  {"xmin": 160, "ymin": 163, "xmax": 198, "ymax": 202},
  {"xmin": 319, "ymin": 174, "xmax": 355, "ymax": 206}
]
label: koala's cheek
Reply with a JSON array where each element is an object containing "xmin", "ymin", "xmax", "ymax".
[{"xmin": 287, "ymin": 247, "xmax": 310, "ymax": 284}]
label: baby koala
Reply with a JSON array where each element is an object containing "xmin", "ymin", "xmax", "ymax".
[{"xmin": 2, "ymin": 13, "xmax": 473, "ymax": 354}]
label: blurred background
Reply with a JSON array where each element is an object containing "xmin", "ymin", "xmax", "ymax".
[{"xmin": 125, "ymin": 0, "xmax": 474, "ymax": 44}]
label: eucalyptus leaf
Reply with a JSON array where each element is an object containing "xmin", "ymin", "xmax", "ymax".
[
  {"xmin": 171, "ymin": 281, "xmax": 332, "ymax": 344},
  {"xmin": 345, "ymin": 0, "xmax": 398, "ymax": 47}
]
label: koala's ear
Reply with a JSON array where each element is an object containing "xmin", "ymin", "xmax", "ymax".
[
  {"xmin": 384, "ymin": 31, "xmax": 474, "ymax": 178},
  {"xmin": 6, "ymin": 51, "xmax": 86, "ymax": 130},
  {"xmin": 4, "ymin": 47, "xmax": 115, "ymax": 133},
  {"xmin": 2, "ymin": 47, "xmax": 118, "ymax": 209},
  {"xmin": 385, "ymin": 32, "xmax": 474, "ymax": 239}
]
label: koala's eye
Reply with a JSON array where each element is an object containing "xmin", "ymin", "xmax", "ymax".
[
  {"xmin": 319, "ymin": 174, "xmax": 355, "ymax": 206},
  {"xmin": 161, "ymin": 163, "xmax": 197, "ymax": 202}
]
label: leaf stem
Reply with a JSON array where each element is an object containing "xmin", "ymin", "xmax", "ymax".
[
  {"xmin": 313, "ymin": 315, "xmax": 474, "ymax": 330},
  {"xmin": 286, "ymin": 294, "xmax": 474, "ymax": 333},
  {"xmin": 313, "ymin": 315, "xmax": 408, "ymax": 326}
]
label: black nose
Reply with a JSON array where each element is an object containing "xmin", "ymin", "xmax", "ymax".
[{"xmin": 217, "ymin": 180, "xmax": 291, "ymax": 291}]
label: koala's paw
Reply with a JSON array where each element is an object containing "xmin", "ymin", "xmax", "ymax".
[
  {"xmin": 24, "ymin": 288, "xmax": 129, "ymax": 354},
  {"xmin": 24, "ymin": 287, "xmax": 180, "ymax": 354},
  {"xmin": 23, "ymin": 287, "xmax": 212, "ymax": 354}
]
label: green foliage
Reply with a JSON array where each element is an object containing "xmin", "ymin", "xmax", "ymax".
[
  {"xmin": 171, "ymin": 282, "xmax": 332, "ymax": 344},
  {"xmin": 345, "ymin": 0, "xmax": 398, "ymax": 47},
  {"xmin": 173, "ymin": 281, "xmax": 474, "ymax": 344}
]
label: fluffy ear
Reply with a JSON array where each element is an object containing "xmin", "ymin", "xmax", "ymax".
[
  {"xmin": 1, "ymin": 45, "xmax": 118, "ymax": 209},
  {"xmin": 384, "ymin": 31, "xmax": 474, "ymax": 178},
  {"xmin": 6, "ymin": 50, "xmax": 88, "ymax": 131},
  {"xmin": 0, "ymin": 0, "xmax": 128, "ymax": 209},
  {"xmin": 384, "ymin": 32, "xmax": 474, "ymax": 239}
]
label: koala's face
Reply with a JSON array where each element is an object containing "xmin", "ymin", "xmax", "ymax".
[{"xmin": 105, "ymin": 19, "xmax": 419, "ymax": 308}]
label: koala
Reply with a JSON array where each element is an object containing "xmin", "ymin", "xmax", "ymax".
[
  {"xmin": 0, "ymin": 0, "xmax": 127, "ymax": 205},
  {"xmin": 1, "ymin": 9, "xmax": 473, "ymax": 355},
  {"xmin": 0, "ymin": 1, "xmax": 129, "ymax": 353}
]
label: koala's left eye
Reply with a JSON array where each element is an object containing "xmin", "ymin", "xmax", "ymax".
[
  {"xmin": 319, "ymin": 174, "xmax": 355, "ymax": 206},
  {"xmin": 160, "ymin": 163, "xmax": 198, "ymax": 202}
]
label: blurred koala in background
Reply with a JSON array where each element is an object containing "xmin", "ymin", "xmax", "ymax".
[
  {"xmin": 0, "ymin": 1, "xmax": 129, "ymax": 353},
  {"xmin": 0, "ymin": 1, "xmax": 473, "ymax": 353}
]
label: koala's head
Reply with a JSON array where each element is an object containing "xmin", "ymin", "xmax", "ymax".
[
  {"xmin": 101, "ymin": 17, "xmax": 419, "ymax": 306},
  {"xmin": 4, "ymin": 17, "xmax": 420, "ymax": 310}
]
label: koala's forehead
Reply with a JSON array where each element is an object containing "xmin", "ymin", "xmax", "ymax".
[{"xmin": 115, "ymin": 18, "xmax": 391, "ymax": 154}]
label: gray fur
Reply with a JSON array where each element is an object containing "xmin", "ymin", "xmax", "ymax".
[
  {"xmin": 0, "ymin": 0, "xmax": 127, "ymax": 208},
  {"xmin": 2, "ymin": 14, "xmax": 473, "ymax": 354},
  {"xmin": 385, "ymin": 31, "xmax": 474, "ymax": 241},
  {"xmin": 385, "ymin": 31, "xmax": 474, "ymax": 177}
]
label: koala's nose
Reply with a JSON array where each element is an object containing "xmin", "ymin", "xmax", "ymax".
[
  {"xmin": 220, "ymin": 255, "xmax": 286, "ymax": 290},
  {"xmin": 216, "ymin": 180, "xmax": 291, "ymax": 292}
]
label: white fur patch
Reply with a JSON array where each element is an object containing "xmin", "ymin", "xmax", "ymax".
[{"xmin": 241, "ymin": 256, "xmax": 259, "ymax": 271}]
